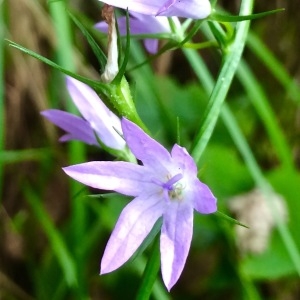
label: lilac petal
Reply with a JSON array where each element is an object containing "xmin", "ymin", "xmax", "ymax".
[
  {"xmin": 41, "ymin": 109, "xmax": 98, "ymax": 145},
  {"xmin": 157, "ymin": 0, "xmax": 211, "ymax": 18},
  {"xmin": 171, "ymin": 144, "xmax": 197, "ymax": 176},
  {"xmin": 144, "ymin": 39, "xmax": 159, "ymax": 54},
  {"xmin": 63, "ymin": 161, "xmax": 156, "ymax": 196},
  {"xmin": 98, "ymin": 0, "xmax": 211, "ymax": 19},
  {"xmin": 121, "ymin": 118, "xmax": 172, "ymax": 174},
  {"xmin": 160, "ymin": 201, "xmax": 194, "ymax": 290},
  {"xmin": 98, "ymin": 0, "xmax": 164, "ymax": 16},
  {"xmin": 66, "ymin": 77, "xmax": 125, "ymax": 150},
  {"xmin": 96, "ymin": 13, "xmax": 170, "ymax": 36},
  {"xmin": 101, "ymin": 194, "xmax": 165, "ymax": 274},
  {"xmin": 192, "ymin": 179, "xmax": 217, "ymax": 214}
]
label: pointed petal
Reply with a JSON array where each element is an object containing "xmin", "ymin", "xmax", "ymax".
[
  {"xmin": 121, "ymin": 118, "xmax": 172, "ymax": 174},
  {"xmin": 101, "ymin": 194, "xmax": 165, "ymax": 273},
  {"xmin": 171, "ymin": 144, "xmax": 197, "ymax": 176},
  {"xmin": 192, "ymin": 179, "xmax": 217, "ymax": 214},
  {"xmin": 160, "ymin": 201, "xmax": 193, "ymax": 290},
  {"xmin": 157, "ymin": 0, "xmax": 211, "ymax": 19},
  {"xmin": 98, "ymin": 0, "xmax": 211, "ymax": 19},
  {"xmin": 144, "ymin": 39, "xmax": 159, "ymax": 54},
  {"xmin": 98, "ymin": 0, "xmax": 164, "ymax": 16},
  {"xmin": 96, "ymin": 13, "xmax": 170, "ymax": 36},
  {"xmin": 66, "ymin": 76, "xmax": 125, "ymax": 150},
  {"xmin": 63, "ymin": 161, "xmax": 156, "ymax": 196},
  {"xmin": 41, "ymin": 109, "xmax": 98, "ymax": 145}
]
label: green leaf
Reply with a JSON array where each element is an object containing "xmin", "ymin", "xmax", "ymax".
[
  {"xmin": 7, "ymin": 40, "xmax": 111, "ymax": 95},
  {"xmin": 215, "ymin": 211, "xmax": 249, "ymax": 228},
  {"xmin": 68, "ymin": 11, "xmax": 107, "ymax": 71},
  {"xmin": 210, "ymin": 8, "xmax": 284, "ymax": 23}
]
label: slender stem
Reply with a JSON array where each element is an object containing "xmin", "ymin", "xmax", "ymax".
[
  {"xmin": 191, "ymin": 0, "xmax": 254, "ymax": 162},
  {"xmin": 183, "ymin": 7, "xmax": 300, "ymax": 279},
  {"xmin": 136, "ymin": 237, "xmax": 161, "ymax": 300}
]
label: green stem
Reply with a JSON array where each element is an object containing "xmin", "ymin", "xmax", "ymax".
[
  {"xmin": 190, "ymin": 0, "xmax": 254, "ymax": 162},
  {"xmin": 136, "ymin": 237, "xmax": 161, "ymax": 300},
  {"xmin": 183, "ymin": 7, "xmax": 300, "ymax": 280}
]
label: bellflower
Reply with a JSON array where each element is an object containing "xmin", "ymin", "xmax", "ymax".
[
  {"xmin": 41, "ymin": 76, "xmax": 125, "ymax": 151},
  {"xmin": 96, "ymin": 12, "xmax": 174, "ymax": 54},
  {"xmin": 63, "ymin": 118, "xmax": 217, "ymax": 290},
  {"xmin": 98, "ymin": 0, "xmax": 211, "ymax": 19}
]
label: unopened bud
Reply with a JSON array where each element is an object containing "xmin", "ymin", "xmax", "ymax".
[{"xmin": 101, "ymin": 5, "xmax": 118, "ymax": 83}]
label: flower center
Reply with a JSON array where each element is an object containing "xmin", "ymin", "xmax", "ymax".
[{"xmin": 152, "ymin": 173, "xmax": 184, "ymax": 202}]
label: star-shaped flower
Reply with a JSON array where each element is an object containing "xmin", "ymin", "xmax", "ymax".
[
  {"xmin": 98, "ymin": 0, "xmax": 211, "ymax": 19},
  {"xmin": 41, "ymin": 76, "xmax": 125, "ymax": 150},
  {"xmin": 63, "ymin": 118, "xmax": 217, "ymax": 290}
]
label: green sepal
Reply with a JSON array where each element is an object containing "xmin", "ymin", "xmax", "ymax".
[
  {"xmin": 215, "ymin": 210, "xmax": 249, "ymax": 228},
  {"xmin": 67, "ymin": 10, "xmax": 107, "ymax": 71},
  {"xmin": 210, "ymin": 8, "xmax": 284, "ymax": 23},
  {"xmin": 107, "ymin": 77, "xmax": 149, "ymax": 132}
]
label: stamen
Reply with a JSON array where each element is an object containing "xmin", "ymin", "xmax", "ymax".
[{"xmin": 162, "ymin": 173, "xmax": 183, "ymax": 190}]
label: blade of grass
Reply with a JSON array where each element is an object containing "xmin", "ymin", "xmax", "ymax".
[
  {"xmin": 0, "ymin": 0, "xmax": 6, "ymax": 202},
  {"xmin": 0, "ymin": 148, "xmax": 52, "ymax": 164},
  {"xmin": 247, "ymin": 32, "xmax": 300, "ymax": 103},
  {"xmin": 237, "ymin": 59, "xmax": 294, "ymax": 171},
  {"xmin": 48, "ymin": 1, "xmax": 86, "ymax": 297},
  {"xmin": 24, "ymin": 185, "xmax": 77, "ymax": 287}
]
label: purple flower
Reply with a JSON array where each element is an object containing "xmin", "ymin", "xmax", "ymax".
[
  {"xmin": 41, "ymin": 77, "xmax": 125, "ymax": 150},
  {"xmin": 63, "ymin": 118, "xmax": 217, "ymax": 290},
  {"xmin": 96, "ymin": 12, "xmax": 172, "ymax": 54},
  {"xmin": 98, "ymin": 0, "xmax": 211, "ymax": 19}
]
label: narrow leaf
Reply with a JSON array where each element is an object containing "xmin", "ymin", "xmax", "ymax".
[
  {"xmin": 68, "ymin": 11, "xmax": 107, "ymax": 71},
  {"xmin": 215, "ymin": 211, "xmax": 249, "ymax": 228},
  {"xmin": 210, "ymin": 9, "xmax": 284, "ymax": 23}
]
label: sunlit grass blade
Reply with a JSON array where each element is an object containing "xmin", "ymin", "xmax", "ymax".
[{"xmin": 0, "ymin": 149, "xmax": 52, "ymax": 164}]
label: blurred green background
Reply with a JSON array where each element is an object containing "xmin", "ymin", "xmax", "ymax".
[{"xmin": 1, "ymin": 0, "xmax": 300, "ymax": 299}]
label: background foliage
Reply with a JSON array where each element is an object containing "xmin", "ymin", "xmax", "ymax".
[{"xmin": 1, "ymin": 0, "xmax": 300, "ymax": 299}]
